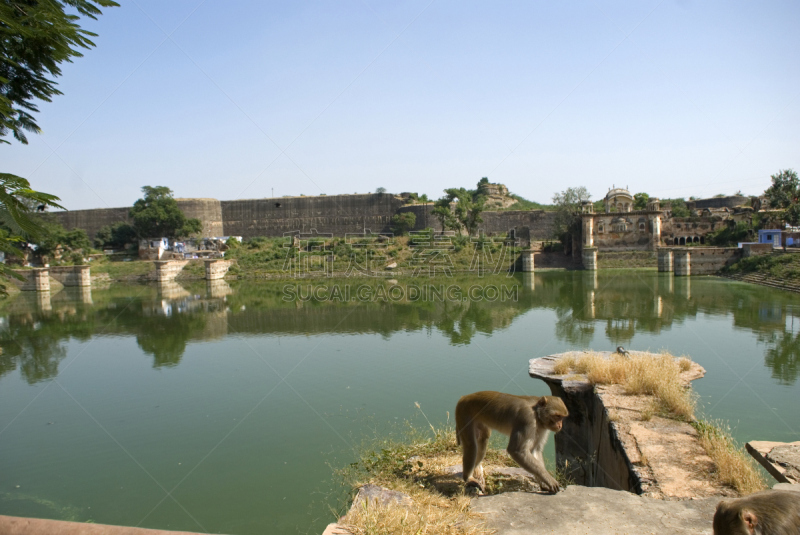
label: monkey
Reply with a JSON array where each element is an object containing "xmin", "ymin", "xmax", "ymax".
[
  {"xmin": 713, "ymin": 490, "xmax": 800, "ymax": 535},
  {"xmin": 455, "ymin": 391, "xmax": 568, "ymax": 494},
  {"xmin": 616, "ymin": 346, "xmax": 630, "ymax": 357}
]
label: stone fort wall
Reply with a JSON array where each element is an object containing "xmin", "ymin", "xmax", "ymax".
[{"xmin": 50, "ymin": 193, "xmax": 558, "ymax": 241}]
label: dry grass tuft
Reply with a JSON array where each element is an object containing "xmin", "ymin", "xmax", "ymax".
[
  {"xmin": 340, "ymin": 480, "xmax": 487, "ymax": 535},
  {"xmin": 554, "ymin": 352, "xmax": 696, "ymax": 420},
  {"xmin": 693, "ymin": 421, "xmax": 768, "ymax": 495},
  {"xmin": 552, "ymin": 355, "xmax": 576, "ymax": 375}
]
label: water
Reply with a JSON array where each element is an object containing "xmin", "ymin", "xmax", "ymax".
[{"xmin": 1, "ymin": 272, "xmax": 799, "ymax": 534}]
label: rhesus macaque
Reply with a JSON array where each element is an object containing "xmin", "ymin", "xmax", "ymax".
[
  {"xmin": 455, "ymin": 391, "xmax": 568, "ymax": 494},
  {"xmin": 713, "ymin": 490, "xmax": 800, "ymax": 535}
]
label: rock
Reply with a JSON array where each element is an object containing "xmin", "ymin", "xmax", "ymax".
[
  {"xmin": 321, "ymin": 523, "xmax": 351, "ymax": 535},
  {"xmin": 385, "ymin": 262, "xmax": 397, "ymax": 270},
  {"xmin": 767, "ymin": 444, "xmax": 800, "ymax": 484},
  {"xmin": 773, "ymin": 483, "xmax": 800, "ymax": 492},
  {"xmin": 350, "ymin": 484, "xmax": 412, "ymax": 511},
  {"xmin": 471, "ymin": 486, "xmax": 718, "ymax": 535},
  {"xmin": 746, "ymin": 441, "xmax": 800, "ymax": 484}
]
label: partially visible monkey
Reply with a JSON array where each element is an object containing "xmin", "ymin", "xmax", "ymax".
[
  {"xmin": 713, "ymin": 490, "xmax": 800, "ymax": 535},
  {"xmin": 455, "ymin": 391, "xmax": 568, "ymax": 494}
]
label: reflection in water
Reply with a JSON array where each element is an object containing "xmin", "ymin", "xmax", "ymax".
[
  {"xmin": 157, "ymin": 280, "xmax": 190, "ymax": 300},
  {"xmin": 207, "ymin": 279, "xmax": 232, "ymax": 298},
  {"xmin": 1, "ymin": 273, "xmax": 799, "ymax": 384}
]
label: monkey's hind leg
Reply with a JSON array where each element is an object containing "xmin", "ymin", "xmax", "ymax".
[{"xmin": 461, "ymin": 423, "xmax": 489, "ymax": 492}]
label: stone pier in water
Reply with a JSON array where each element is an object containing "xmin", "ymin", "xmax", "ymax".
[
  {"xmin": 153, "ymin": 260, "xmax": 189, "ymax": 282},
  {"xmin": 204, "ymin": 259, "xmax": 233, "ymax": 280}
]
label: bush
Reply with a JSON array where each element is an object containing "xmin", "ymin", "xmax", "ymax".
[
  {"xmin": 391, "ymin": 212, "xmax": 416, "ymax": 236},
  {"xmin": 95, "ymin": 222, "xmax": 137, "ymax": 249},
  {"xmin": 706, "ymin": 222, "xmax": 755, "ymax": 246}
]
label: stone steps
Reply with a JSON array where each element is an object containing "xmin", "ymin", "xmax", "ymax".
[{"xmin": 722, "ymin": 272, "xmax": 800, "ymax": 293}]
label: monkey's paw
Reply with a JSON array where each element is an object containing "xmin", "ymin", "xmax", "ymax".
[
  {"xmin": 540, "ymin": 478, "xmax": 560, "ymax": 494},
  {"xmin": 465, "ymin": 477, "xmax": 486, "ymax": 494}
]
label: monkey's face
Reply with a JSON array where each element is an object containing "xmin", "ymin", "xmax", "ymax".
[
  {"xmin": 537, "ymin": 397, "xmax": 568, "ymax": 433},
  {"xmin": 547, "ymin": 414, "xmax": 565, "ymax": 433}
]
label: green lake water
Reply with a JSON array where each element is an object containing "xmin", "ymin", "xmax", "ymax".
[{"xmin": 1, "ymin": 271, "xmax": 799, "ymax": 534}]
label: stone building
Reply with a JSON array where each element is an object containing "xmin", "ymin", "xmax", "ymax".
[
  {"xmin": 581, "ymin": 187, "xmax": 732, "ymax": 251},
  {"xmin": 582, "ymin": 188, "xmax": 663, "ymax": 251},
  {"xmin": 604, "ymin": 186, "xmax": 634, "ymax": 213}
]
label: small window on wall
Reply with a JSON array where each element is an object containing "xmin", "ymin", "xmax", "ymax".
[
  {"xmin": 639, "ymin": 222, "xmax": 645, "ymax": 231},
  {"xmin": 598, "ymin": 224, "xmax": 604, "ymax": 234}
]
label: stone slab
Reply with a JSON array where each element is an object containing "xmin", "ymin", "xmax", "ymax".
[
  {"xmin": 471, "ymin": 486, "xmax": 718, "ymax": 535},
  {"xmin": 746, "ymin": 441, "xmax": 800, "ymax": 484},
  {"xmin": 0, "ymin": 516, "xmax": 213, "ymax": 535}
]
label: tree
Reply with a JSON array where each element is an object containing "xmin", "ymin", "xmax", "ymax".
[
  {"xmin": 668, "ymin": 198, "xmax": 690, "ymax": 218},
  {"xmin": 432, "ymin": 186, "xmax": 486, "ymax": 236},
  {"xmin": 764, "ymin": 169, "xmax": 800, "ymax": 225},
  {"xmin": 129, "ymin": 186, "xmax": 202, "ymax": 239},
  {"xmin": 35, "ymin": 219, "xmax": 91, "ymax": 264},
  {"xmin": 633, "ymin": 192, "xmax": 650, "ymax": 210},
  {"xmin": 391, "ymin": 212, "xmax": 416, "ymax": 235},
  {"xmin": 1, "ymin": 0, "xmax": 119, "ymax": 144},
  {"xmin": 1, "ymin": 0, "xmax": 116, "ymax": 285},
  {"xmin": 375, "ymin": 187, "xmax": 387, "ymax": 194},
  {"xmin": 433, "ymin": 195, "xmax": 458, "ymax": 233},
  {"xmin": 552, "ymin": 186, "xmax": 591, "ymax": 249},
  {"xmin": 0, "ymin": 174, "xmax": 63, "ymax": 280},
  {"xmin": 94, "ymin": 221, "xmax": 136, "ymax": 249}
]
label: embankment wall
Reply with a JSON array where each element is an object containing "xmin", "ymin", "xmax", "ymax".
[{"xmin": 47, "ymin": 194, "xmax": 559, "ymax": 242}]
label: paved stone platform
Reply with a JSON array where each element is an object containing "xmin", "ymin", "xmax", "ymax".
[
  {"xmin": 470, "ymin": 486, "xmax": 718, "ymax": 535},
  {"xmin": 0, "ymin": 515, "xmax": 211, "ymax": 535}
]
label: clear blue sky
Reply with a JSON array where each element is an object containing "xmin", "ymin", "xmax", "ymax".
[{"xmin": 4, "ymin": 0, "xmax": 799, "ymax": 210}]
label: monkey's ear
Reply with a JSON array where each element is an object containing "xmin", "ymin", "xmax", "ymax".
[
  {"xmin": 742, "ymin": 510, "xmax": 758, "ymax": 532},
  {"xmin": 535, "ymin": 397, "xmax": 547, "ymax": 407}
]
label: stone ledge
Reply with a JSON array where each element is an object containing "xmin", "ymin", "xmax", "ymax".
[
  {"xmin": 0, "ymin": 516, "xmax": 213, "ymax": 535},
  {"xmin": 471, "ymin": 486, "xmax": 718, "ymax": 535},
  {"xmin": 746, "ymin": 441, "xmax": 800, "ymax": 484},
  {"xmin": 529, "ymin": 351, "xmax": 734, "ymax": 499}
]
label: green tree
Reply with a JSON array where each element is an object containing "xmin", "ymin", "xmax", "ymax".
[
  {"xmin": 633, "ymin": 192, "xmax": 650, "ymax": 210},
  {"xmin": 0, "ymin": 175, "xmax": 63, "ymax": 280},
  {"xmin": 764, "ymin": 169, "xmax": 800, "ymax": 225},
  {"xmin": 432, "ymin": 186, "xmax": 486, "ymax": 236},
  {"xmin": 668, "ymin": 198, "xmax": 690, "ymax": 218},
  {"xmin": 1, "ymin": 0, "xmax": 116, "ymax": 285},
  {"xmin": 433, "ymin": 195, "xmax": 458, "ymax": 233},
  {"xmin": 34, "ymin": 219, "xmax": 91, "ymax": 263},
  {"xmin": 129, "ymin": 186, "xmax": 202, "ymax": 239},
  {"xmin": 390, "ymin": 212, "xmax": 416, "ymax": 235},
  {"xmin": 552, "ymin": 186, "xmax": 591, "ymax": 249},
  {"xmin": 94, "ymin": 221, "xmax": 136, "ymax": 249},
  {"xmin": 1, "ymin": 0, "xmax": 119, "ymax": 143},
  {"xmin": 375, "ymin": 187, "xmax": 387, "ymax": 194}
]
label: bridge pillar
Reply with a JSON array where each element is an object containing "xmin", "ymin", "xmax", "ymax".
[
  {"xmin": 520, "ymin": 250, "xmax": 534, "ymax": 272},
  {"xmin": 582, "ymin": 247, "xmax": 597, "ymax": 271},
  {"xmin": 674, "ymin": 249, "xmax": 691, "ymax": 276},
  {"xmin": 204, "ymin": 259, "xmax": 233, "ymax": 280},
  {"xmin": 18, "ymin": 268, "xmax": 51, "ymax": 291},
  {"xmin": 657, "ymin": 248, "xmax": 673, "ymax": 272},
  {"xmin": 49, "ymin": 265, "xmax": 91, "ymax": 287},
  {"xmin": 153, "ymin": 260, "xmax": 189, "ymax": 283}
]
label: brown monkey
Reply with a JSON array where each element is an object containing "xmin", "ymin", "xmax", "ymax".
[
  {"xmin": 713, "ymin": 490, "xmax": 800, "ymax": 535},
  {"xmin": 455, "ymin": 391, "xmax": 568, "ymax": 493}
]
